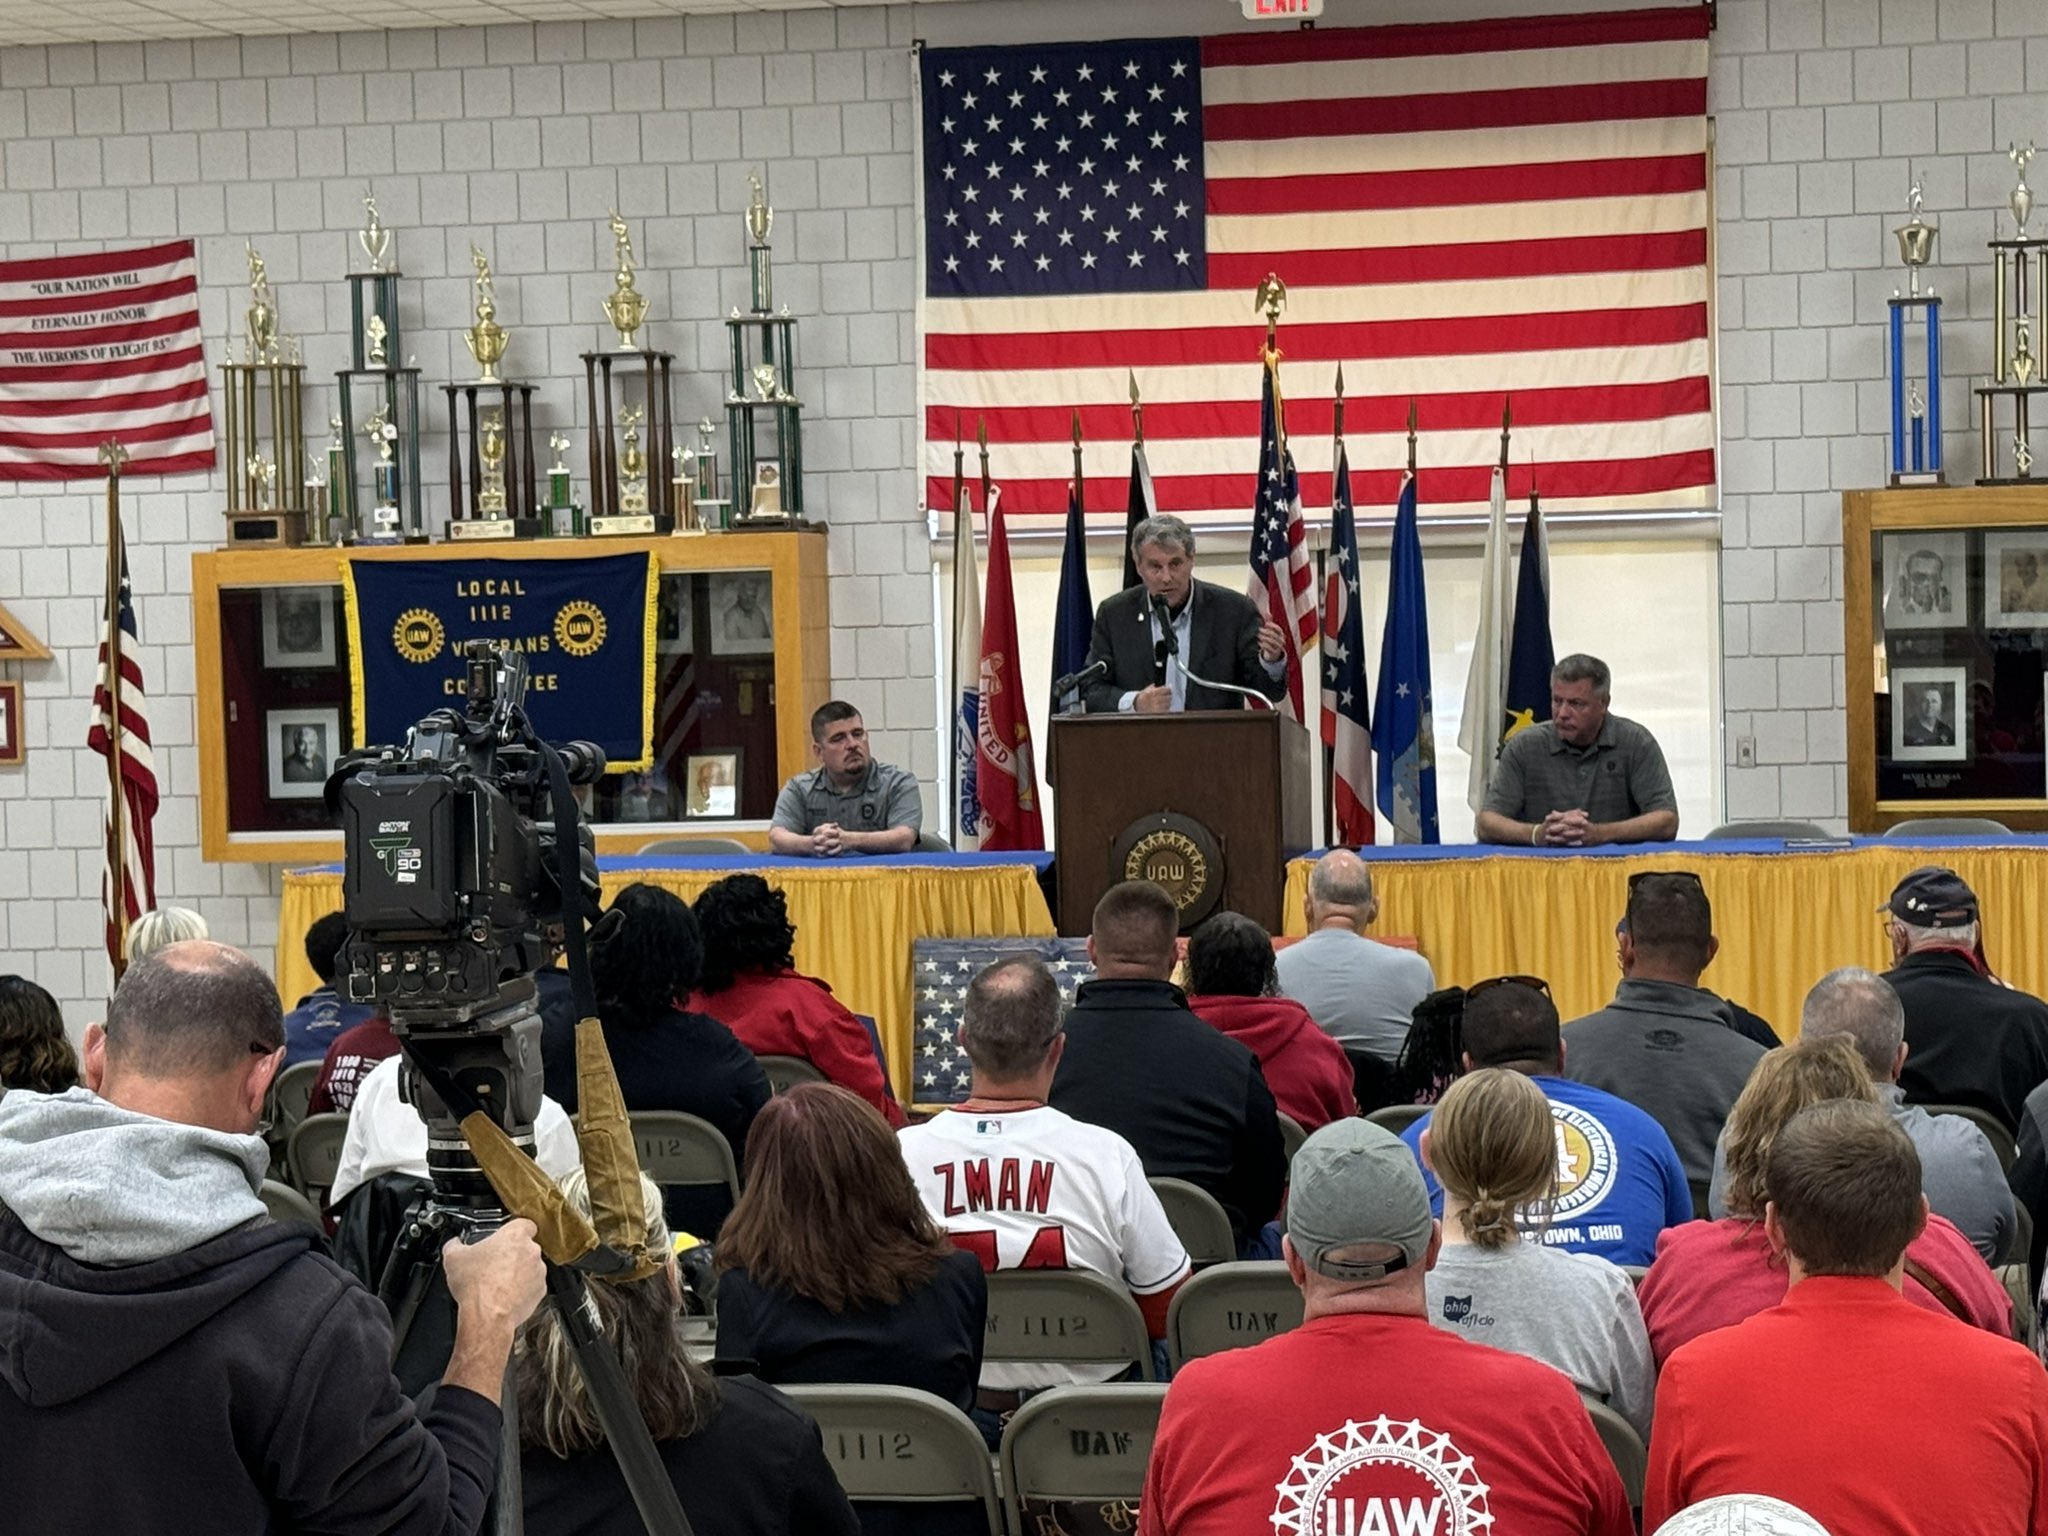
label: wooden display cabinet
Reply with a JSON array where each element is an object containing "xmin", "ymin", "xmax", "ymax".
[{"xmin": 192, "ymin": 531, "xmax": 830, "ymax": 862}]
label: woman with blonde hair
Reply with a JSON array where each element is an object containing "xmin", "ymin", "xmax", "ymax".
[
  {"xmin": 125, "ymin": 906, "xmax": 209, "ymax": 961},
  {"xmin": 1638, "ymin": 1033, "xmax": 2012, "ymax": 1363},
  {"xmin": 1420, "ymin": 1067, "xmax": 1655, "ymax": 1437},
  {"xmin": 516, "ymin": 1165, "xmax": 858, "ymax": 1536}
]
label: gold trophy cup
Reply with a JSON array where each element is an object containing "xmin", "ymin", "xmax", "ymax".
[
  {"xmin": 602, "ymin": 211, "xmax": 650, "ymax": 351},
  {"xmin": 464, "ymin": 246, "xmax": 508, "ymax": 383}
]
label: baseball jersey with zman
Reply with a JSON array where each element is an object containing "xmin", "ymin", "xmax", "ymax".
[
  {"xmin": 1138, "ymin": 1315, "xmax": 1632, "ymax": 1536},
  {"xmin": 899, "ymin": 1103, "xmax": 1190, "ymax": 1390}
]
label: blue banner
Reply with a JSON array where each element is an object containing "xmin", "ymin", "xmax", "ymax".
[{"xmin": 343, "ymin": 553, "xmax": 657, "ymax": 770}]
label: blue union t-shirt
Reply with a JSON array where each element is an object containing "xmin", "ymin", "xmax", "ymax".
[{"xmin": 1401, "ymin": 1073, "xmax": 1692, "ymax": 1267}]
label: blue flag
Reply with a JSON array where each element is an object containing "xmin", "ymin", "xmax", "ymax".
[
  {"xmin": 1050, "ymin": 478, "xmax": 1094, "ymax": 716},
  {"xmin": 1370, "ymin": 477, "xmax": 1439, "ymax": 844},
  {"xmin": 1503, "ymin": 490, "xmax": 1556, "ymax": 741}
]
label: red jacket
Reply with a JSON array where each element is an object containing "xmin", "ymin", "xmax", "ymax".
[
  {"xmin": 689, "ymin": 971, "xmax": 906, "ymax": 1128},
  {"xmin": 1185, "ymin": 994, "xmax": 1357, "ymax": 1133}
]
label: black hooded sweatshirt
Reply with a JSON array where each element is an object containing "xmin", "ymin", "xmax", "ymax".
[{"xmin": 0, "ymin": 1209, "xmax": 501, "ymax": 1534}]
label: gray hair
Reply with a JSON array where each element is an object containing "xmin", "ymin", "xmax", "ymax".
[
  {"xmin": 960, "ymin": 956, "xmax": 1065, "ymax": 1078},
  {"xmin": 105, "ymin": 940, "xmax": 283, "ymax": 1077},
  {"xmin": 1550, "ymin": 654, "xmax": 1610, "ymax": 698},
  {"xmin": 1800, "ymin": 967, "xmax": 1904, "ymax": 1078},
  {"xmin": 1130, "ymin": 515, "xmax": 1195, "ymax": 562},
  {"xmin": 1307, "ymin": 849, "xmax": 1375, "ymax": 911},
  {"xmin": 1896, "ymin": 916, "xmax": 1979, "ymax": 952},
  {"xmin": 127, "ymin": 906, "xmax": 210, "ymax": 961}
]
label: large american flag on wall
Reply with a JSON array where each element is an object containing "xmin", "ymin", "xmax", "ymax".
[
  {"xmin": 918, "ymin": 8, "xmax": 1712, "ymax": 521},
  {"xmin": 0, "ymin": 240, "xmax": 214, "ymax": 480}
]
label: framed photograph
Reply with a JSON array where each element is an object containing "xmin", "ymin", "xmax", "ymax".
[
  {"xmin": 1984, "ymin": 530, "xmax": 2048, "ymax": 628},
  {"xmin": 0, "ymin": 680, "xmax": 22, "ymax": 767},
  {"xmin": 616, "ymin": 766, "xmax": 673, "ymax": 823},
  {"xmin": 684, "ymin": 750, "xmax": 742, "ymax": 818},
  {"xmin": 707, "ymin": 570, "xmax": 775, "ymax": 656},
  {"xmin": 1889, "ymin": 665, "xmax": 1968, "ymax": 764},
  {"xmin": 262, "ymin": 587, "xmax": 336, "ymax": 669},
  {"xmin": 1880, "ymin": 531, "xmax": 1968, "ymax": 631},
  {"xmin": 656, "ymin": 576, "xmax": 695, "ymax": 649},
  {"xmin": 267, "ymin": 706, "xmax": 340, "ymax": 799}
]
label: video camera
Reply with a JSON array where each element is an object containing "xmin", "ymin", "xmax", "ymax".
[{"xmin": 329, "ymin": 638, "xmax": 604, "ymax": 1205}]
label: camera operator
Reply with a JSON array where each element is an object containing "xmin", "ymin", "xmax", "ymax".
[{"xmin": 0, "ymin": 940, "xmax": 547, "ymax": 1535}]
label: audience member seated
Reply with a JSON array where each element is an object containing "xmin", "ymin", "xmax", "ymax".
[
  {"xmin": 543, "ymin": 882, "xmax": 769, "ymax": 1236},
  {"xmin": 689, "ymin": 873, "xmax": 905, "ymax": 1127},
  {"xmin": 900, "ymin": 956, "xmax": 1190, "ymax": 1418},
  {"xmin": 1273, "ymin": 849, "xmax": 1435, "ymax": 1061},
  {"xmin": 517, "ymin": 1165, "xmax": 859, "ymax": 1536},
  {"xmin": 1419, "ymin": 1068, "xmax": 1656, "ymax": 1438},
  {"xmin": 716, "ymin": 1082, "xmax": 985, "ymax": 1416},
  {"xmin": 1637, "ymin": 1036, "xmax": 2012, "ymax": 1365},
  {"xmin": 766, "ymin": 699, "xmax": 921, "ymax": 858},
  {"xmin": 0, "ymin": 940, "xmax": 547, "ymax": 1534},
  {"xmin": 1707, "ymin": 968, "xmax": 2014, "ymax": 1263},
  {"xmin": 0, "ymin": 975, "xmax": 79, "ymax": 1095},
  {"xmin": 1562, "ymin": 872, "xmax": 1768, "ymax": 1185},
  {"xmin": 1403, "ymin": 977, "xmax": 1689, "ymax": 1267},
  {"xmin": 1050, "ymin": 882, "xmax": 1286, "ymax": 1253},
  {"xmin": 2012, "ymin": 1079, "xmax": 2048, "ymax": 1298},
  {"xmin": 1646, "ymin": 1100, "xmax": 2048, "ymax": 1534},
  {"xmin": 306, "ymin": 1008, "xmax": 399, "ymax": 1116},
  {"xmin": 1139, "ymin": 1118, "xmax": 1632, "ymax": 1536},
  {"xmin": 124, "ymin": 905, "xmax": 208, "ymax": 962},
  {"xmin": 1881, "ymin": 866, "xmax": 2048, "ymax": 1132},
  {"xmin": 1184, "ymin": 911, "xmax": 1357, "ymax": 1133},
  {"xmin": 280, "ymin": 912, "xmax": 383, "ymax": 1069}
]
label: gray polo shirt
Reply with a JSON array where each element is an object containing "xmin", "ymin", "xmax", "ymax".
[
  {"xmin": 770, "ymin": 761, "xmax": 922, "ymax": 839},
  {"xmin": 1482, "ymin": 715, "xmax": 1676, "ymax": 827}
]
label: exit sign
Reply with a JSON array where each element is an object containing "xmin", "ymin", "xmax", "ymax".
[{"xmin": 1241, "ymin": 0, "xmax": 1322, "ymax": 15}]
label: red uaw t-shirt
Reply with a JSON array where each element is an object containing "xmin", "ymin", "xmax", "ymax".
[{"xmin": 1140, "ymin": 1313, "xmax": 1631, "ymax": 1536}]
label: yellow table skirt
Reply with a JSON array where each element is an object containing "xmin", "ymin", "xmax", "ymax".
[
  {"xmin": 1283, "ymin": 844, "xmax": 2048, "ymax": 1035},
  {"xmin": 277, "ymin": 861, "xmax": 1056, "ymax": 1099}
]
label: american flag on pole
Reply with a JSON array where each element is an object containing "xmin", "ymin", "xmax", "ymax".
[
  {"xmin": 88, "ymin": 533, "xmax": 158, "ymax": 969},
  {"xmin": 1322, "ymin": 442, "xmax": 1374, "ymax": 846},
  {"xmin": 0, "ymin": 240, "xmax": 214, "ymax": 480},
  {"xmin": 918, "ymin": 10, "xmax": 1711, "ymax": 520},
  {"xmin": 1247, "ymin": 357, "xmax": 1314, "ymax": 718}
]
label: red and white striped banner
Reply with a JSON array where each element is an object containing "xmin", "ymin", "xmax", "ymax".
[
  {"xmin": 0, "ymin": 240, "xmax": 215, "ymax": 481},
  {"xmin": 919, "ymin": 8, "xmax": 1712, "ymax": 520}
]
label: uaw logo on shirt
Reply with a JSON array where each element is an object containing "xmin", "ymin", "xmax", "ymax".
[
  {"xmin": 1548, "ymin": 1102, "xmax": 1618, "ymax": 1221},
  {"xmin": 1272, "ymin": 1416, "xmax": 1491, "ymax": 1535}
]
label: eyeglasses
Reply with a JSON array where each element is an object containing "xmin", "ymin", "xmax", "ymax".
[{"xmin": 1465, "ymin": 974, "xmax": 1550, "ymax": 1001}]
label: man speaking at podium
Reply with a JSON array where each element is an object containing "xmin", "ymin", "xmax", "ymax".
[{"xmin": 1080, "ymin": 517, "xmax": 1288, "ymax": 713}]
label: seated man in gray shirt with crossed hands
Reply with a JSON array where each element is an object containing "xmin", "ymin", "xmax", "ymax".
[
  {"xmin": 1475, "ymin": 653, "xmax": 1679, "ymax": 847},
  {"xmin": 768, "ymin": 700, "xmax": 922, "ymax": 857}
]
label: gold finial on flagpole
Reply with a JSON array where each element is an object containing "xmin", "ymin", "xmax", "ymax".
[
  {"xmin": 1333, "ymin": 363, "xmax": 1346, "ymax": 444},
  {"xmin": 1406, "ymin": 399, "xmax": 1419, "ymax": 477},
  {"xmin": 1255, "ymin": 271, "xmax": 1287, "ymax": 354},
  {"xmin": 976, "ymin": 415, "xmax": 992, "ymax": 514}
]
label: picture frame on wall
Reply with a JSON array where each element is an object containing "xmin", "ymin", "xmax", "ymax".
[
  {"xmin": 684, "ymin": 750, "xmax": 742, "ymax": 818},
  {"xmin": 267, "ymin": 706, "xmax": 340, "ymax": 799},
  {"xmin": 262, "ymin": 587, "xmax": 336, "ymax": 669},
  {"xmin": 706, "ymin": 570, "xmax": 775, "ymax": 656},
  {"xmin": 1889, "ymin": 665, "xmax": 1969, "ymax": 765},
  {"xmin": 1983, "ymin": 530, "xmax": 2048, "ymax": 628},
  {"xmin": 1880, "ymin": 531, "xmax": 1968, "ymax": 631},
  {"xmin": 0, "ymin": 680, "xmax": 22, "ymax": 767}
]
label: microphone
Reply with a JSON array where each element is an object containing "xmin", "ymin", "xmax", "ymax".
[
  {"xmin": 1052, "ymin": 659, "xmax": 1109, "ymax": 699},
  {"xmin": 1151, "ymin": 593, "xmax": 1180, "ymax": 656}
]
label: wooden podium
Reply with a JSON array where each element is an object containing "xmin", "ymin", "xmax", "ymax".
[{"xmin": 1048, "ymin": 711, "xmax": 1313, "ymax": 934}]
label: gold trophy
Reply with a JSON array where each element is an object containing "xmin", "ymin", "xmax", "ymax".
[
  {"xmin": 358, "ymin": 185, "xmax": 392, "ymax": 274},
  {"xmin": 602, "ymin": 210, "xmax": 650, "ymax": 351},
  {"xmin": 245, "ymin": 243, "xmax": 277, "ymax": 363},
  {"xmin": 592, "ymin": 404, "xmax": 656, "ymax": 534},
  {"xmin": 671, "ymin": 443, "xmax": 700, "ymax": 533},
  {"xmin": 245, "ymin": 453, "xmax": 276, "ymax": 510},
  {"xmin": 751, "ymin": 361, "xmax": 780, "ymax": 401},
  {"xmin": 365, "ymin": 313, "xmax": 388, "ymax": 368},
  {"xmin": 464, "ymin": 245, "xmax": 508, "ymax": 383},
  {"xmin": 478, "ymin": 410, "xmax": 508, "ymax": 514}
]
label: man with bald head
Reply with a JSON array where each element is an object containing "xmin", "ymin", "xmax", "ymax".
[
  {"xmin": 1274, "ymin": 849, "xmax": 1436, "ymax": 1061},
  {"xmin": 1051, "ymin": 881, "xmax": 1286, "ymax": 1253},
  {"xmin": 0, "ymin": 941, "xmax": 546, "ymax": 1535}
]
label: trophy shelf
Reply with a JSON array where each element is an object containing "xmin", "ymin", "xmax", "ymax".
[{"xmin": 190, "ymin": 530, "xmax": 831, "ymax": 862}]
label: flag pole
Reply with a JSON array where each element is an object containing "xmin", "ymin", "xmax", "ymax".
[
  {"xmin": 1406, "ymin": 399, "xmax": 1418, "ymax": 478},
  {"xmin": 1499, "ymin": 395, "xmax": 1512, "ymax": 479},
  {"xmin": 1071, "ymin": 406, "xmax": 1085, "ymax": 514},
  {"xmin": 98, "ymin": 438, "xmax": 130, "ymax": 979},
  {"xmin": 1256, "ymin": 273, "xmax": 1288, "ymax": 459},
  {"xmin": 1324, "ymin": 363, "xmax": 1346, "ymax": 848}
]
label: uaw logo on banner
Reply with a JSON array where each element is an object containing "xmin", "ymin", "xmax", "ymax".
[{"xmin": 343, "ymin": 553, "xmax": 658, "ymax": 769}]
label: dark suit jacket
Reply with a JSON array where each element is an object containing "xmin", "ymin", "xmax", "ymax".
[{"xmin": 1080, "ymin": 580, "xmax": 1285, "ymax": 712}]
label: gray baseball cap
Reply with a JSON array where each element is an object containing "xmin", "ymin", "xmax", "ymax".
[{"xmin": 1286, "ymin": 1117, "xmax": 1435, "ymax": 1282}]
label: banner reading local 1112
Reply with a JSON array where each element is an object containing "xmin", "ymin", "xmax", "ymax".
[{"xmin": 342, "ymin": 553, "xmax": 658, "ymax": 771}]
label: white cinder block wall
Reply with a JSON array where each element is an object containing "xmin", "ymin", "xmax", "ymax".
[
  {"xmin": 1710, "ymin": 0, "xmax": 2048, "ymax": 822},
  {"xmin": 3, "ymin": 0, "xmax": 2044, "ymax": 1024}
]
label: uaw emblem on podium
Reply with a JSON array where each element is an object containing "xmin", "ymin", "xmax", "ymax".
[
  {"xmin": 1888, "ymin": 175, "xmax": 1943, "ymax": 486},
  {"xmin": 1111, "ymin": 812, "xmax": 1224, "ymax": 931}
]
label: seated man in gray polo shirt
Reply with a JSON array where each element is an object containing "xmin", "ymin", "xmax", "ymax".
[
  {"xmin": 1474, "ymin": 653, "xmax": 1679, "ymax": 847},
  {"xmin": 767, "ymin": 700, "xmax": 922, "ymax": 857}
]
